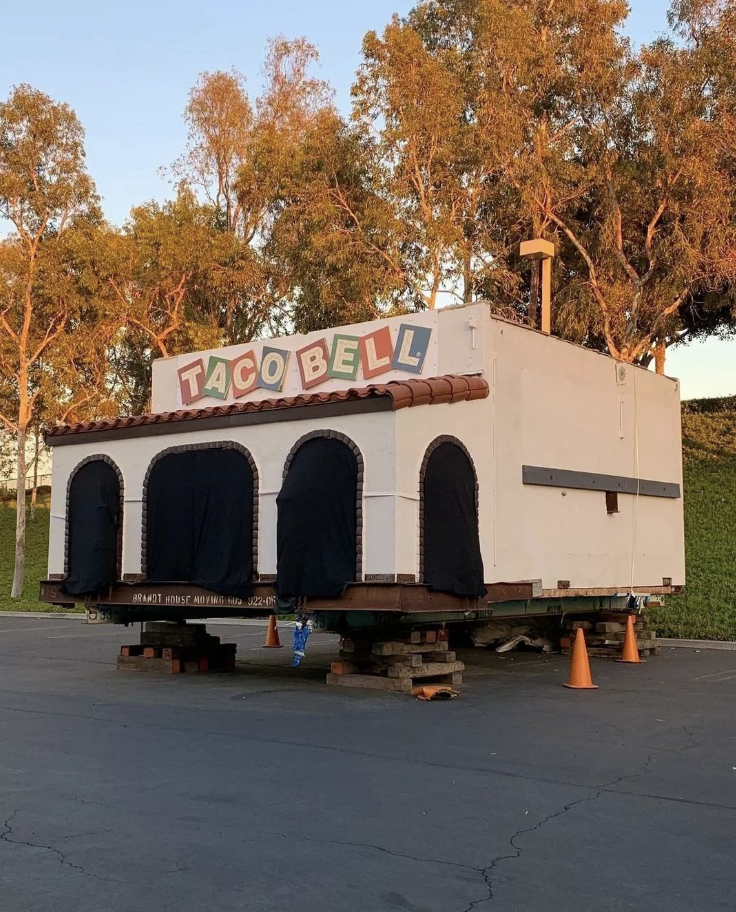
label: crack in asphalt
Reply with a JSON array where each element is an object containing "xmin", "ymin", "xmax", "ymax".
[
  {"xmin": 258, "ymin": 828, "xmax": 482, "ymax": 875},
  {"xmin": 241, "ymin": 727, "xmax": 703, "ymax": 912},
  {"xmin": 5, "ymin": 701, "xmax": 721, "ymax": 818},
  {"xmin": 0, "ymin": 810, "xmax": 127, "ymax": 885},
  {"xmin": 0, "ymin": 728, "xmax": 705, "ymax": 908},
  {"xmin": 606, "ymin": 725, "xmax": 699, "ymax": 792},
  {"xmin": 460, "ymin": 726, "xmax": 701, "ymax": 911}
]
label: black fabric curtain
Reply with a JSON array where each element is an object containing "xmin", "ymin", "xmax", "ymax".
[
  {"xmin": 62, "ymin": 460, "xmax": 120, "ymax": 597},
  {"xmin": 423, "ymin": 442, "xmax": 486, "ymax": 597},
  {"xmin": 146, "ymin": 448, "xmax": 255, "ymax": 599},
  {"xmin": 276, "ymin": 438, "xmax": 358, "ymax": 599}
]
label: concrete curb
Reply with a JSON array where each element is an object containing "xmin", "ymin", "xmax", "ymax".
[
  {"xmin": 661, "ymin": 638, "xmax": 736, "ymax": 651},
  {"xmin": 0, "ymin": 611, "xmax": 85, "ymax": 620}
]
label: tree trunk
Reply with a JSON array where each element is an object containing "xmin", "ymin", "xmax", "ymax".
[
  {"xmin": 11, "ymin": 424, "xmax": 27, "ymax": 599},
  {"xmin": 529, "ymin": 262, "xmax": 540, "ymax": 329},
  {"xmin": 463, "ymin": 247, "xmax": 473, "ymax": 304},
  {"xmin": 654, "ymin": 340, "xmax": 666, "ymax": 375},
  {"xmin": 30, "ymin": 431, "xmax": 39, "ymax": 520},
  {"xmin": 427, "ymin": 274, "xmax": 440, "ymax": 310}
]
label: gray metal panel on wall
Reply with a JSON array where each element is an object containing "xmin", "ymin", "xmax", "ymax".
[{"xmin": 522, "ymin": 465, "xmax": 681, "ymax": 499}]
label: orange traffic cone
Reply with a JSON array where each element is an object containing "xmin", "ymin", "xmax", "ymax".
[
  {"xmin": 563, "ymin": 628, "xmax": 598, "ymax": 689},
  {"xmin": 617, "ymin": 614, "xmax": 642, "ymax": 664},
  {"xmin": 262, "ymin": 614, "xmax": 283, "ymax": 648}
]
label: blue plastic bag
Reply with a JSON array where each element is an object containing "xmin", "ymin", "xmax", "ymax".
[{"xmin": 292, "ymin": 618, "xmax": 313, "ymax": 667}]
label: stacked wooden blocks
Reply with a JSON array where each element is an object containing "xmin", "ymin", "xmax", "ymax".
[
  {"xmin": 327, "ymin": 628, "xmax": 464, "ymax": 693},
  {"xmin": 560, "ymin": 614, "xmax": 658, "ymax": 659},
  {"xmin": 117, "ymin": 622, "xmax": 237, "ymax": 673}
]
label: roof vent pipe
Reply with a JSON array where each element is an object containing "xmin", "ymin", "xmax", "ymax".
[{"xmin": 520, "ymin": 239, "xmax": 556, "ymax": 335}]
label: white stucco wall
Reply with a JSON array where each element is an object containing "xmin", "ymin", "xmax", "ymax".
[
  {"xmin": 487, "ymin": 318, "xmax": 685, "ymax": 589},
  {"xmin": 48, "ymin": 410, "xmax": 398, "ymax": 579}
]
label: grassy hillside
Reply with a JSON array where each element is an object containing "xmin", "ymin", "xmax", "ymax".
[
  {"xmin": 0, "ymin": 492, "xmax": 68, "ymax": 612},
  {"xmin": 647, "ymin": 398, "xmax": 736, "ymax": 640},
  {"xmin": 2, "ymin": 403, "xmax": 736, "ymax": 636}
]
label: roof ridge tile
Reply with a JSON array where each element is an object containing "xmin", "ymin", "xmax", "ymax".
[{"xmin": 45, "ymin": 374, "xmax": 489, "ymax": 442}]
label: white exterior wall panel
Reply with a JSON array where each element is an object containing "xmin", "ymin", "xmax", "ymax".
[{"xmin": 489, "ymin": 319, "xmax": 685, "ymax": 590}]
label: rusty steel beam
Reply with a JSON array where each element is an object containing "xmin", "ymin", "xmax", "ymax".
[{"xmin": 39, "ymin": 579, "xmax": 536, "ymax": 615}]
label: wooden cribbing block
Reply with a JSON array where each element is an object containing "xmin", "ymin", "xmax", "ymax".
[
  {"xmin": 566, "ymin": 620, "xmax": 593, "ymax": 630},
  {"xmin": 326, "ymin": 673, "xmax": 413, "ymax": 693},
  {"xmin": 184, "ymin": 661, "xmax": 200, "ymax": 674},
  {"xmin": 372, "ymin": 640, "xmax": 448, "ymax": 656},
  {"xmin": 425, "ymin": 630, "xmax": 438, "ymax": 644},
  {"xmin": 596, "ymin": 622, "xmax": 626, "ymax": 633},
  {"xmin": 428, "ymin": 672, "xmax": 463, "ymax": 688},
  {"xmin": 143, "ymin": 647, "xmax": 160, "ymax": 659},
  {"xmin": 422, "ymin": 651, "xmax": 456, "ymax": 663},
  {"xmin": 117, "ymin": 656, "xmax": 182, "ymax": 674},
  {"xmin": 564, "ymin": 645, "xmax": 657, "ymax": 659},
  {"xmin": 382, "ymin": 653, "xmax": 423, "ymax": 666},
  {"xmin": 141, "ymin": 632, "xmax": 198, "ymax": 649},
  {"xmin": 388, "ymin": 661, "xmax": 465, "ymax": 679},
  {"xmin": 587, "ymin": 635, "xmax": 656, "ymax": 648}
]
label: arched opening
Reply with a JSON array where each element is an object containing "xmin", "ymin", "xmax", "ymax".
[
  {"xmin": 276, "ymin": 436, "xmax": 360, "ymax": 598},
  {"xmin": 63, "ymin": 459, "xmax": 122, "ymax": 597},
  {"xmin": 421, "ymin": 440, "xmax": 486, "ymax": 597},
  {"xmin": 145, "ymin": 445, "xmax": 256, "ymax": 599}
]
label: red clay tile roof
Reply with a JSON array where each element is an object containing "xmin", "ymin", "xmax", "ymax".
[{"xmin": 45, "ymin": 375, "xmax": 488, "ymax": 442}]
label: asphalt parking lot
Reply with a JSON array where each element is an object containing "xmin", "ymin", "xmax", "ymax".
[{"xmin": 1, "ymin": 616, "xmax": 735, "ymax": 912}]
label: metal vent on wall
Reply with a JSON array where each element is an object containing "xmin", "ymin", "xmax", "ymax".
[{"xmin": 616, "ymin": 364, "xmax": 628, "ymax": 385}]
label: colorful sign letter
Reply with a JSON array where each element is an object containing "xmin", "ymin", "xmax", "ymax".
[
  {"xmin": 328, "ymin": 335, "xmax": 361, "ymax": 381},
  {"xmin": 391, "ymin": 324, "xmax": 431, "ymax": 374},
  {"xmin": 231, "ymin": 351, "xmax": 259, "ymax": 398},
  {"xmin": 257, "ymin": 347, "xmax": 290, "ymax": 391},
  {"xmin": 359, "ymin": 326, "xmax": 394, "ymax": 380},
  {"xmin": 177, "ymin": 359, "xmax": 206, "ymax": 406},
  {"xmin": 203, "ymin": 357, "xmax": 232, "ymax": 400},
  {"xmin": 296, "ymin": 338, "xmax": 330, "ymax": 389}
]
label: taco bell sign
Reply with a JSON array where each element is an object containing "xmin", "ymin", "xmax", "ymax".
[{"xmin": 176, "ymin": 322, "xmax": 434, "ymax": 407}]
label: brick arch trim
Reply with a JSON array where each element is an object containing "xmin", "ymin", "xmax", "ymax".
[
  {"xmin": 282, "ymin": 430, "xmax": 364, "ymax": 580},
  {"xmin": 64, "ymin": 454, "xmax": 125, "ymax": 578},
  {"xmin": 418, "ymin": 435, "xmax": 480, "ymax": 584},
  {"xmin": 140, "ymin": 441, "xmax": 260, "ymax": 578}
]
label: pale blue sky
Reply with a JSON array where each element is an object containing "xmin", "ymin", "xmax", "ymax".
[{"xmin": 1, "ymin": 0, "xmax": 733, "ymax": 398}]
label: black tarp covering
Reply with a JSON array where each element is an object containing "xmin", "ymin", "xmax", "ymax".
[
  {"xmin": 423, "ymin": 442, "xmax": 486, "ymax": 597},
  {"xmin": 62, "ymin": 460, "xmax": 120, "ymax": 597},
  {"xmin": 146, "ymin": 448, "xmax": 255, "ymax": 598},
  {"xmin": 276, "ymin": 438, "xmax": 358, "ymax": 599}
]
